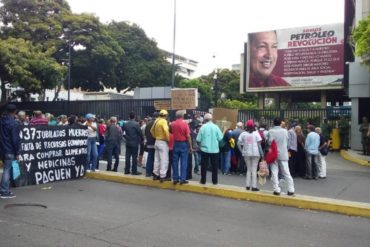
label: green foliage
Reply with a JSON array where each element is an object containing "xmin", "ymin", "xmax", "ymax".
[
  {"xmin": 221, "ymin": 99, "xmax": 257, "ymax": 110},
  {"xmin": 0, "ymin": 38, "xmax": 65, "ymax": 102},
  {"xmin": 107, "ymin": 21, "xmax": 172, "ymax": 90},
  {"xmin": 352, "ymin": 14, "xmax": 370, "ymax": 68}
]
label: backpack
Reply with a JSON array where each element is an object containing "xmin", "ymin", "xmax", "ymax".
[{"xmin": 265, "ymin": 140, "xmax": 278, "ymax": 164}]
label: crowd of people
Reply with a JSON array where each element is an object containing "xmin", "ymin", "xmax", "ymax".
[{"xmin": 1, "ymin": 104, "xmax": 359, "ymax": 199}]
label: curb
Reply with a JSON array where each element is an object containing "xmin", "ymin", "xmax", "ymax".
[
  {"xmin": 86, "ymin": 171, "xmax": 370, "ymax": 218},
  {"xmin": 340, "ymin": 150, "xmax": 370, "ymax": 167}
]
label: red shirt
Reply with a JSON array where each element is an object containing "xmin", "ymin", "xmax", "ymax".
[
  {"xmin": 29, "ymin": 117, "xmax": 49, "ymax": 126},
  {"xmin": 171, "ymin": 118, "xmax": 190, "ymax": 142},
  {"xmin": 168, "ymin": 133, "xmax": 174, "ymax": 151}
]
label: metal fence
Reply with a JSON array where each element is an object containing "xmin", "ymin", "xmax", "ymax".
[
  {"xmin": 6, "ymin": 99, "xmax": 350, "ymax": 126},
  {"xmin": 10, "ymin": 98, "xmax": 211, "ymax": 120},
  {"xmin": 238, "ymin": 107, "xmax": 351, "ymax": 127}
]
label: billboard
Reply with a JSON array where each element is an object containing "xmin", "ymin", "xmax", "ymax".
[{"xmin": 245, "ymin": 23, "xmax": 344, "ymax": 92}]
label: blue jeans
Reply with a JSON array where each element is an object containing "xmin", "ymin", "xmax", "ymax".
[
  {"xmin": 172, "ymin": 142, "xmax": 188, "ymax": 181},
  {"xmin": 221, "ymin": 151, "xmax": 231, "ymax": 174},
  {"xmin": 1, "ymin": 153, "xmax": 14, "ymax": 193},
  {"xmin": 86, "ymin": 137, "xmax": 98, "ymax": 171},
  {"xmin": 193, "ymin": 151, "xmax": 201, "ymax": 172},
  {"xmin": 146, "ymin": 148, "xmax": 155, "ymax": 176}
]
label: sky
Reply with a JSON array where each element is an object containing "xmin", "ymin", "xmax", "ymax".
[{"xmin": 67, "ymin": 0, "xmax": 344, "ymax": 76}]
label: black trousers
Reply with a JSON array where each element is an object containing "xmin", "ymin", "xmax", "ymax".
[
  {"xmin": 288, "ymin": 150, "xmax": 297, "ymax": 177},
  {"xmin": 200, "ymin": 151, "xmax": 219, "ymax": 184}
]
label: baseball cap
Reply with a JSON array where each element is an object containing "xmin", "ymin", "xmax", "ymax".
[
  {"xmin": 159, "ymin": 109, "xmax": 168, "ymax": 116},
  {"xmin": 246, "ymin": 120, "xmax": 254, "ymax": 128},
  {"xmin": 85, "ymin": 113, "xmax": 95, "ymax": 120}
]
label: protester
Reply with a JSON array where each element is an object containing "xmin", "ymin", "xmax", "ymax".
[
  {"xmin": 316, "ymin": 127, "xmax": 328, "ymax": 179},
  {"xmin": 58, "ymin": 115, "xmax": 68, "ymax": 126},
  {"xmin": 29, "ymin": 110, "xmax": 49, "ymax": 126},
  {"xmin": 123, "ymin": 112, "xmax": 143, "ymax": 175},
  {"xmin": 196, "ymin": 113, "xmax": 223, "ymax": 185},
  {"xmin": 105, "ymin": 117, "xmax": 122, "ymax": 172},
  {"xmin": 232, "ymin": 122, "xmax": 245, "ymax": 174},
  {"xmin": 220, "ymin": 128, "xmax": 233, "ymax": 175},
  {"xmin": 150, "ymin": 110, "xmax": 170, "ymax": 181},
  {"xmin": 145, "ymin": 112, "xmax": 158, "ymax": 177},
  {"xmin": 171, "ymin": 110, "xmax": 192, "ymax": 184},
  {"xmin": 17, "ymin": 111, "xmax": 28, "ymax": 126},
  {"xmin": 0, "ymin": 104, "xmax": 20, "ymax": 199},
  {"xmin": 287, "ymin": 122, "xmax": 298, "ymax": 177},
  {"xmin": 268, "ymin": 117, "xmax": 295, "ymax": 196},
  {"xmin": 138, "ymin": 118, "xmax": 148, "ymax": 166},
  {"xmin": 192, "ymin": 124, "xmax": 202, "ymax": 175},
  {"xmin": 237, "ymin": 120, "xmax": 264, "ymax": 191},
  {"xmin": 295, "ymin": 125, "xmax": 306, "ymax": 177},
  {"xmin": 304, "ymin": 125, "xmax": 320, "ymax": 180},
  {"xmin": 84, "ymin": 113, "xmax": 98, "ymax": 172}
]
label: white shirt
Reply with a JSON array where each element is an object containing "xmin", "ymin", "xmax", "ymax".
[
  {"xmin": 84, "ymin": 121, "xmax": 97, "ymax": 138},
  {"xmin": 238, "ymin": 130, "xmax": 262, "ymax": 157}
]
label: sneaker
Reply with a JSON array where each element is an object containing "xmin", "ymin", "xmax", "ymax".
[
  {"xmin": 95, "ymin": 169, "xmax": 100, "ymax": 172},
  {"xmin": 287, "ymin": 191, "xmax": 295, "ymax": 196},
  {"xmin": 0, "ymin": 191, "xmax": 16, "ymax": 199},
  {"xmin": 273, "ymin": 191, "xmax": 281, "ymax": 196},
  {"xmin": 86, "ymin": 170, "xmax": 91, "ymax": 173}
]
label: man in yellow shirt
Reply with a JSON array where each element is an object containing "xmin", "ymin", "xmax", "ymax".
[{"xmin": 150, "ymin": 110, "xmax": 170, "ymax": 181}]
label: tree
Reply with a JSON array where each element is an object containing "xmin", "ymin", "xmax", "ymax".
[
  {"xmin": 107, "ymin": 21, "xmax": 172, "ymax": 91},
  {"xmin": 179, "ymin": 78, "xmax": 212, "ymax": 102},
  {"xmin": 0, "ymin": 38, "xmax": 65, "ymax": 103},
  {"xmin": 0, "ymin": 0, "xmax": 124, "ymax": 94},
  {"xmin": 352, "ymin": 14, "xmax": 370, "ymax": 68}
]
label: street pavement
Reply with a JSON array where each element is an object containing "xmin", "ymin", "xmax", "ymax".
[
  {"xmin": 1, "ymin": 179, "xmax": 370, "ymax": 247},
  {"xmin": 101, "ymin": 150, "xmax": 370, "ymax": 204}
]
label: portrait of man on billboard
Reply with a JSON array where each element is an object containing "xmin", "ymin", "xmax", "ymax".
[{"xmin": 248, "ymin": 31, "xmax": 290, "ymax": 88}]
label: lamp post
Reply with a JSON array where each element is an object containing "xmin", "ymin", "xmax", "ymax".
[
  {"xmin": 170, "ymin": 0, "xmax": 177, "ymax": 88},
  {"xmin": 67, "ymin": 38, "xmax": 71, "ymax": 105},
  {"xmin": 213, "ymin": 70, "xmax": 218, "ymax": 107}
]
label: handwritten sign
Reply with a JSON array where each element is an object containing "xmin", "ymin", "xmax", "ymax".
[
  {"xmin": 171, "ymin": 88, "xmax": 198, "ymax": 110},
  {"xmin": 153, "ymin": 100, "xmax": 171, "ymax": 110},
  {"xmin": 17, "ymin": 125, "xmax": 88, "ymax": 185}
]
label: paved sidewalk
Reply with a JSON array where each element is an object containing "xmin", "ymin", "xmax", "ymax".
[{"xmin": 86, "ymin": 150, "xmax": 370, "ymax": 218}]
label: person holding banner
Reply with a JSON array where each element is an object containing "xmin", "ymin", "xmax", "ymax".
[
  {"xmin": 0, "ymin": 104, "xmax": 20, "ymax": 199},
  {"xmin": 249, "ymin": 31, "xmax": 290, "ymax": 88}
]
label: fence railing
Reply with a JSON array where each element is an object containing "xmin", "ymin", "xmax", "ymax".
[
  {"xmin": 238, "ymin": 107, "xmax": 351, "ymax": 127},
  {"xmin": 7, "ymin": 99, "xmax": 350, "ymax": 127}
]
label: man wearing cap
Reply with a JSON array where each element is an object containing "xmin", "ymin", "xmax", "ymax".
[
  {"xmin": 196, "ymin": 113, "xmax": 223, "ymax": 185},
  {"xmin": 0, "ymin": 104, "xmax": 20, "ymax": 198},
  {"xmin": 304, "ymin": 124, "xmax": 321, "ymax": 180},
  {"xmin": 268, "ymin": 117, "xmax": 295, "ymax": 196},
  {"xmin": 123, "ymin": 112, "xmax": 143, "ymax": 175},
  {"xmin": 171, "ymin": 110, "xmax": 192, "ymax": 185},
  {"xmin": 150, "ymin": 110, "xmax": 170, "ymax": 181},
  {"xmin": 84, "ymin": 113, "xmax": 98, "ymax": 172}
]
